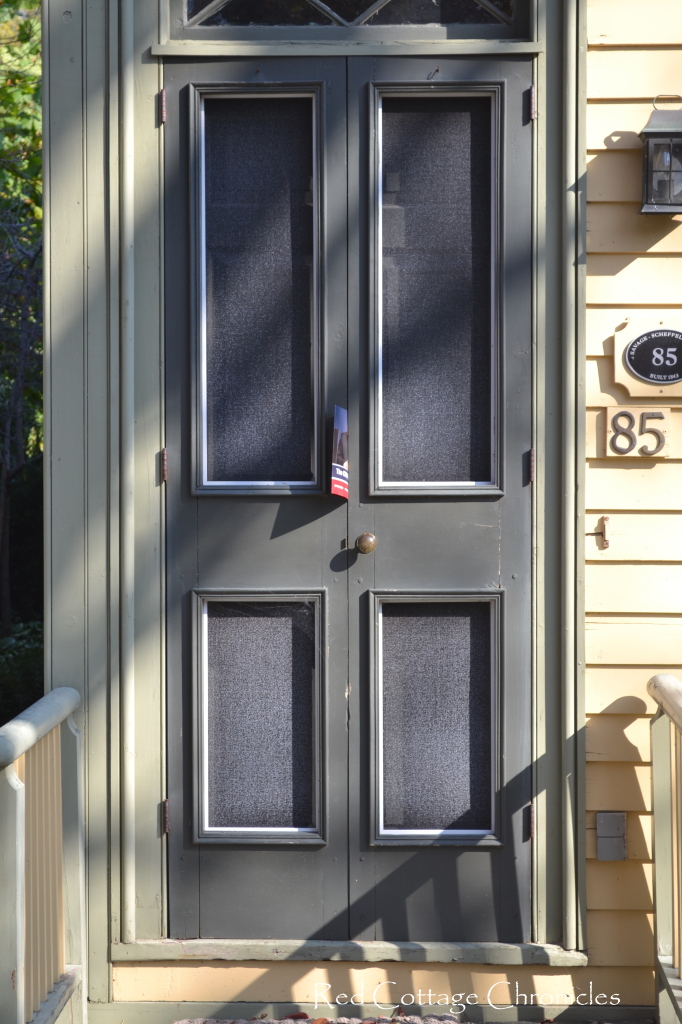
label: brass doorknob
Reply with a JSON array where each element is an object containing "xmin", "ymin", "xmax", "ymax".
[{"xmin": 355, "ymin": 532, "xmax": 377, "ymax": 554}]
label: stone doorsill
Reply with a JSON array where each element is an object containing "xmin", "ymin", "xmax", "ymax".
[{"xmin": 110, "ymin": 940, "xmax": 587, "ymax": 966}]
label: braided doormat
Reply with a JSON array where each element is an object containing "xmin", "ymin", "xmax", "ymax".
[{"xmin": 175, "ymin": 1018, "xmax": 461, "ymax": 1024}]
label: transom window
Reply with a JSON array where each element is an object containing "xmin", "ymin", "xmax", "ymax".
[{"xmin": 186, "ymin": 0, "xmax": 514, "ymax": 28}]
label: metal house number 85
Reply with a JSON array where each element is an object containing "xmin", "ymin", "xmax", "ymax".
[{"xmin": 610, "ymin": 410, "xmax": 666, "ymax": 456}]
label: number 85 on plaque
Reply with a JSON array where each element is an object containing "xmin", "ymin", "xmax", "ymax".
[{"xmin": 606, "ymin": 406, "xmax": 672, "ymax": 458}]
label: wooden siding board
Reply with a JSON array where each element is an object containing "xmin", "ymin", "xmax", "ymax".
[
  {"xmin": 587, "ymin": 50, "xmax": 682, "ymax": 100},
  {"xmin": 586, "ymin": 910, "xmax": 654, "ymax": 966},
  {"xmin": 585, "ymin": 564, "xmax": 682, "ymax": 614},
  {"xmin": 108, "ymin": 962, "xmax": 656, "ymax": 1005},
  {"xmin": 587, "ymin": 255, "xmax": 682, "ymax": 305},
  {"xmin": 586, "ymin": 356, "xmax": 667, "ymax": 408},
  {"xmin": 588, "ymin": 0, "xmax": 682, "ymax": 45},
  {"xmin": 587, "ymin": 462, "xmax": 682, "ymax": 511},
  {"xmin": 584, "ymin": 513, "xmax": 682, "ymax": 561},
  {"xmin": 586, "ymin": 667, "xmax": 663, "ymax": 714},
  {"xmin": 586, "ymin": 617, "xmax": 682, "ymax": 664},
  {"xmin": 587, "ymin": 204, "xmax": 682, "ymax": 254},
  {"xmin": 587, "ymin": 151, "xmax": 642, "ymax": 203},
  {"xmin": 587, "ymin": 102, "xmax": 649, "ymax": 151},
  {"xmin": 586, "ymin": 714, "xmax": 652, "ymax": 763},
  {"xmin": 584, "ymin": 311, "xmax": 682, "ymax": 359},
  {"xmin": 586, "ymin": 763, "xmax": 652, "ymax": 812},
  {"xmin": 586, "ymin": 862, "xmax": 653, "ymax": 910}
]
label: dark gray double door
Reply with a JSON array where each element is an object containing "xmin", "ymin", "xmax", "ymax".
[{"xmin": 165, "ymin": 54, "xmax": 533, "ymax": 942}]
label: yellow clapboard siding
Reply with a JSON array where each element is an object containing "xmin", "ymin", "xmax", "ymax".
[
  {"xmin": 584, "ymin": 513, "xmax": 682, "ymax": 562},
  {"xmin": 588, "ymin": 204, "xmax": 682, "ymax": 254},
  {"xmin": 587, "ymin": 151, "xmax": 642, "ymax": 203},
  {"xmin": 587, "ymin": 254, "xmax": 682, "ymax": 305},
  {"xmin": 586, "ymin": 312, "xmax": 617, "ymax": 356},
  {"xmin": 587, "ymin": 408, "xmax": 682, "ymax": 458},
  {"xmin": 111, "ymin": 962, "xmax": 657, "ymax": 1007},
  {"xmin": 586, "ymin": 617, "xmax": 682, "ymax": 665},
  {"xmin": 588, "ymin": 49, "xmax": 682, "ymax": 100},
  {"xmin": 587, "ymin": 462, "xmax": 682, "ymax": 510},
  {"xmin": 585, "ymin": 356, "xmax": 682, "ymax": 407},
  {"xmin": 586, "ymin": 564, "xmax": 682, "ymax": 614},
  {"xmin": 587, "ymin": 811, "xmax": 653, "ymax": 860},
  {"xmin": 586, "ymin": 714, "xmax": 651, "ymax": 763},
  {"xmin": 584, "ymin": 357, "xmax": 682, "ymax": 407},
  {"xmin": 586, "ymin": 762, "xmax": 652, "ymax": 811},
  {"xmin": 586, "ymin": 861, "xmax": 653, "ymax": 910},
  {"xmin": 586, "ymin": 911, "xmax": 655, "ymax": 965},
  {"xmin": 586, "ymin": 667, "xmax": 666, "ymax": 714},
  {"xmin": 587, "ymin": 102, "xmax": 650, "ymax": 151},
  {"xmin": 588, "ymin": 0, "xmax": 682, "ymax": 45},
  {"xmin": 587, "ymin": 312, "xmax": 671, "ymax": 358},
  {"xmin": 586, "ymin": 311, "xmax": 682, "ymax": 357}
]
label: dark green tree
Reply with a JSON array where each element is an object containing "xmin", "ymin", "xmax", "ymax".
[{"xmin": 0, "ymin": 3, "xmax": 43, "ymax": 724}]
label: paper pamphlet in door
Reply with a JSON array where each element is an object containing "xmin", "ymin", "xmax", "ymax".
[{"xmin": 331, "ymin": 405, "xmax": 348, "ymax": 499}]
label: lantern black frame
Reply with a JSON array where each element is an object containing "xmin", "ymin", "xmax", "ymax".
[{"xmin": 640, "ymin": 106, "xmax": 682, "ymax": 215}]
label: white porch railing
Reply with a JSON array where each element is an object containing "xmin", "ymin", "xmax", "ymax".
[{"xmin": 0, "ymin": 687, "xmax": 84, "ymax": 1024}]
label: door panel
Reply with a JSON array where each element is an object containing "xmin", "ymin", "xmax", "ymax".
[
  {"xmin": 346, "ymin": 56, "xmax": 532, "ymax": 941},
  {"xmin": 166, "ymin": 53, "xmax": 532, "ymax": 942},
  {"xmin": 165, "ymin": 56, "xmax": 350, "ymax": 939}
]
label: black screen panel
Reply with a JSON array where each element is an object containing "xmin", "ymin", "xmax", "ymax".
[
  {"xmin": 205, "ymin": 601, "xmax": 316, "ymax": 830},
  {"xmin": 381, "ymin": 601, "xmax": 492, "ymax": 831},
  {"xmin": 380, "ymin": 96, "xmax": 493, "ymax": 483},
  {"xmin": 203, "ymin": 98, "xmax": 316, "ymax": 483}
]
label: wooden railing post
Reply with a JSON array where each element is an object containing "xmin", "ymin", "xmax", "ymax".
[
  {"xmin": 0, "ymin": 687, "xmax": 81, "ymax": 1024},
  {"xmin": 648, "ymin": 673, "xmax": 682, "ymax": 1022},
  {"xmin": 652, "ymin": 711, "xmax": 674, "ymax": 959},
  {"xmin": 0, "ymin": 762, "xmax": 25, "ymax": 1024}
]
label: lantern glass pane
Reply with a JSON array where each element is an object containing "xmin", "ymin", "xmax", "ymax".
[
  {"xmin": 652, "ymin": 172, "xmax": 670, "ymax": 202},
  {"xmin": 673, "ymin": 142, "xmax": 682, "ymax": 171},
  {"xmin": 652, "ymin": 143, "xmax": 671, "ymax": 171},
  {"xmin": 672, "ymin": 173, "xmax": 682, "ymax": 203}
]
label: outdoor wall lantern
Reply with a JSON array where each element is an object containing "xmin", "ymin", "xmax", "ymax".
[{"xmin": 640, "ymin": 96, "xmax": 682, "ymax": 213}]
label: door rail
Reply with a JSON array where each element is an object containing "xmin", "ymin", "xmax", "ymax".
[
  {"xmin": 0, "ymin": 687, "xmax": 84, "ymax": 1024},
  {"xmin": 648, "ymin": 674, "xmax": 682, "ymax": 1022}
]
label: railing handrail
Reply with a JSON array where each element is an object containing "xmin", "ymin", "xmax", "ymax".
[
  {"xmin": 647, "ymin": 673, "xmax": 682, "ymax": 733},
  {"xmin": 0, "ymin": 687, "xmax": 81, "ymax": 768}
]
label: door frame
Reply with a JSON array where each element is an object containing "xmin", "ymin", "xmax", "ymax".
[{"xmin": 91, "ymin": 0, "xmax": 587, "ymax": 970}]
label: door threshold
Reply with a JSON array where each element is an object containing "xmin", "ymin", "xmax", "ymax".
[{"xmin": 110, "ymin": 939, "xmax": 587, "ymax": 966}]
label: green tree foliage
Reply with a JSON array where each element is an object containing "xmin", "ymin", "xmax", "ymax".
[
  {"xmin": 0, "ymin": 4, "xmax": 43, "ymax": 724},
  {"xmin": 0, "ymin": 3, "xmax": 42, "ymax": 644}
]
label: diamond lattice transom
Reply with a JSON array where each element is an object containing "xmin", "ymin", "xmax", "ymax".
[{"xmin": 187, "ymin": 0, "xmax": 513, "ymax": 28}]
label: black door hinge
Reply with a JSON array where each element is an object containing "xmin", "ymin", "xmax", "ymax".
[
  {"xmin": 529, "ymin": 448, "xmax": 535, "ymax": 484},
  {"xmin": 529, "ymin": 802, "xmax": 535, "ymax": 840},
  {"xmin": 163, "ymin": 798, "xmax": 171, "ymax": 834}
]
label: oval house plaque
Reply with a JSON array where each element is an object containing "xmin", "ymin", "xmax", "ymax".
[{"xmin": 624, "ymin": 329, "xmax": 682, "ymax": 385}]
